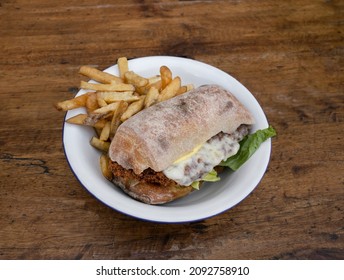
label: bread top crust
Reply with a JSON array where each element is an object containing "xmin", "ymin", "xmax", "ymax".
[{"xmin": 109, "ymin": 85, "xmax": 254, "ymax": 174}]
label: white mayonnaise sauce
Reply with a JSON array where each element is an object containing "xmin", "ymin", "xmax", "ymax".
[{"xmin": 163, "ymin": 130, "xmax": 245, "ymax": 186}]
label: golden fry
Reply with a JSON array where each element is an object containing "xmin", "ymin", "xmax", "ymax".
[
  {"xmin": 93, "ymin": 102, "xmax": 120, "ymax": 114},
  {"xmin": 55, "ymin": 94, "xmax": 88, "ymax": 111},
  {"xmin": 160, "ymin": 66, "xmax": 172, "ymax": 90},
  {"xmin": 79, "ymin": 65, "xmax": 122, "ymax": 84},
  {"xmin": 149, "ymin": 79, "xmax": 162, "ymax": 91},
  {"xmin": 158, "ymin": 76, "xmax": 181, "ymax": 102},
  {"xmin": 135, "ymin": 85, "xmax": 149, "ymax": 95},
  {"xmin": 99, "ymin": 153, "xmax": 113, "ymax": 180},
  {"xmin": 135, "ymin": 75, "xmax": 162, "ymax": 95},
  {"xmin": 94, "ymin": 127, "xmax": 102, "ymax": 137},
  {"xmin": 97, "ymin": 91, "xmax": 140, "ymax": 103},
  {"xmin": 90, "ymin": 136, "xmax": 110, "ymax": 152},
  {"xmin": 176, "ymin": 86, "xmax": 187, "ymax": 96},
  {"xmin": 176, "ymin": 84, "xmax": 194, "ymax": 95},
  {"xmin": 66, "ymin": 113, "xmax": 107, "ymax": 129},
  {"xmin": 80, "ymin": 80, "xmax": 135, "ymax": 92},
  {"xmin": 185, "ymin": 84, "xmax": 194, "ymax": 91},
  {"xmin": 85, "ymin": 92, "xmax": 99, "ymax": 113},
  {"xmin": 96, "ymin": 95, "xmax": 108, "ymax": 107},
  {"xmin": 124, "ymin": 71, "xmax": 148, "ymax": 87},
  {"xmin": 144, "ymin": 87, "xmax": 159, "ymax": 108},
  {"xmin": 65, "ymin": 113, "xmax": 88, "ymax": 125},
  {"xmin": 92, "ymin": 119, "xmax": 108, "ymax": 129},
  {"xmin": 99, "ymin": 121, "xmax": 111, "ymax": 141},
  {"xmin": 83, "ymin": 113, "xmax": 109, "ymax": 129},
  {"xmin": 117, "ymin": 57, "xmax": 129, "ymax": 79},
  {"xmin": 121, "ymin": 97, "xmax": 145, "ymax": 122},
  {"xmin": 110, "ymin": 101, "xmax": 128, "ymax": 138},
  {"xmin": 147, "ymin": 75, "xmax": 161, "ymax": 85}
]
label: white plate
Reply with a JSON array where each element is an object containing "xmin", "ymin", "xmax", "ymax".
[{"xmin": 63, "ymin": 56, "xmax": 271, "ymax": 223}]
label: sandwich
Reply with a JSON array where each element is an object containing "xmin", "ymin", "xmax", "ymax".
[{"xmin": 108, "ymin": 84, "xmax": 273, "ymax": 204}]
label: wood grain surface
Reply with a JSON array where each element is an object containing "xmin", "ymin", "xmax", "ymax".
[{"xmin": 0, "ymin": 0, "xmax": 343, "ymax": 260}]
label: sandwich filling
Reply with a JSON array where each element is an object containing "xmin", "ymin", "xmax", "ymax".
[{"xmin": 163, "ymin": 124, "xmax": 250, "ymax": 186}]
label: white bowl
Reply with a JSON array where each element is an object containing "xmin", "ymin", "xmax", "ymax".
[{"xmin": 63, "ymin": 56, "xmax": 271, "ymax": 223}]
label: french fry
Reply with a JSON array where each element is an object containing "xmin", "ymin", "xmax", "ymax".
[
  {"xmin": 147, "ymin": 75, "xmax": 161, "ymax": 85},
  {"xmin": 144, "ymin": 87, "xmax": 159, "ymax": 108},
  {"xmin": 99, "ymin": 153, "xmax": 112, "ymax": 180},
  {"xmin": 94, "ymin": 127, "xmax": 102, "ymax": 137},
  {"xmin": 176, "ymin": 84, "xmax": 194, "ymax": 95},
  {"xmin": 83, "ymin": 113, "xmax": 109, "ymax": 129},
  {"xmin": 80, "ymin": 80, "xmax": 135, "ymax": 92},
  {"xmin": 124, "ymin": 71, "xmax": 148, "ymax": 87},
  {"xmin": 55, "ymin": 94, "xmax": 88, "ymax": 111},
  {"xmin": 85, "ymin": 92, "xmax": 99, "ymax": 113},
  {"xmin": 158, "ymin": 76, "xmax": 181, "ymax": 102},
  {"xmin": 110, "ymin": 101, "xmax": 128, "ymax": 138},
  {"xmin": 97, "ymin": 91, "xmax": 140, "ymax": 103},
  {"xmin": 117, "ymin": 57, "xmax": 129, "ymax": 79},
  {"xmin": 135, "ymin": 85, "xmax": 149, "ymax": 95},
  {"xmin": 90, "ymin": 136, "xmax": 110, "ymax": 152},
  {"xmin": 135, "ymin": 75, "xmax": 162, "ymax": 95},
  {"xmin": 65, "ymin": 113, "xmax": 88, "ymax": 125},
  {"xmin": 185, "ymin": 84, "xmax": 194, "ymax": 91},
  {"xmin": 66, "ymin": 113, "xmax": 107, "ymax": 129},
  {"xmin": 96, "ymin": 95, "xmax": 108, "ymax": 107},
  {"xmin": 91, "ymin": 119, "xmax": 108, "ymax": 129},
  {"xmin": 79, "ymin": 65, "xmax": 122, "ymax": 84},
  {"xmin": 149, "ymin": 79, "xmax": 162, "ymax": 92},
  {"xmin": 99, "ymin": 121, "xmax": 111, "ymax": 141},
  {"xmin": 176, "ymin": 86, "xmax": 187, "ymax": 96},
  {"xmin": 93, "ymin": 102, "xmax": 120, "ymax": 115},
  {"xmin": 121, "ymin": 97, "xmax": 145, "ymax": 122},
  {"xmin": 160, "ymin": 66, "xmax": 172, "ymax": 90}
]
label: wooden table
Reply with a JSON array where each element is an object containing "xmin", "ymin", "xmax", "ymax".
[{"xmin": 1, "ymin": 0, "xmax": 343, "ymax": 260}]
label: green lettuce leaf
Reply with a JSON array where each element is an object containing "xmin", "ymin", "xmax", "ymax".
[
  {"xmin": 220, "ymin": 126, "xmax": 276, "ymax": 171},
  {"xmin": 191, "ymin": 169, "xmax": 221, "ymax": 190},
  {"xmin": 202, "ymin": 169, "xmax": 221, "ymax": 182},
  {"xmin": 191, "ymin": 181, "xmax": 200, "ymax": 190}
]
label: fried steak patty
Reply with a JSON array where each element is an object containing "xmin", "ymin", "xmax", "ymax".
[{"xmin": 109, "ymin": 161, "xmax": 194, "ymax": 204}]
